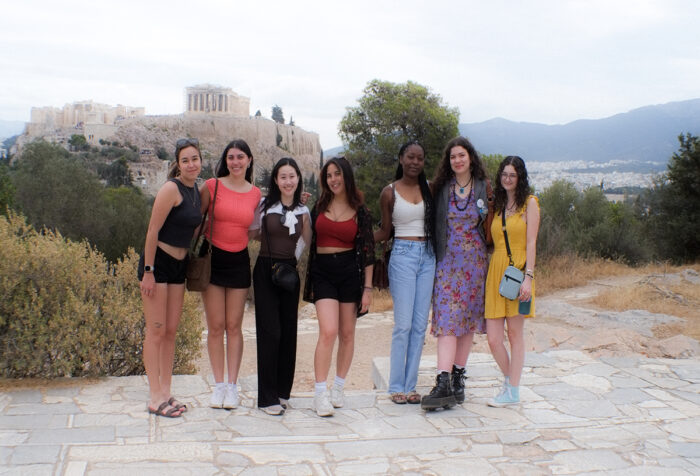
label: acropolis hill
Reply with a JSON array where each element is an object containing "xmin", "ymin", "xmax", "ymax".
[{"xmin": 17, "ymin": 84, "xmax": 323, "ymax": 195}]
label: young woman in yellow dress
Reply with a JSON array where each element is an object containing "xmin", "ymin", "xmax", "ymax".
[{"xmin": 484, "ymin": 156, "xmax": 540, "ymax": 406}]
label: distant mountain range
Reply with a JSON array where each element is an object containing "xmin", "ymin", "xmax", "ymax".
[
  {"xmin": 324, "ymin": 99, "xmax": 700, "ymax": 164},
  {"xmin": 459, "ymin": 99, "xmax": 700, "ymax": 163},
  {"xmin": 0, "ymin": 120, "xmax": 25, "ymax": 141}
]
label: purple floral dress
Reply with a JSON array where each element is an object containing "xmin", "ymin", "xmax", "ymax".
[{"xmin": 431, "ymin": 186, "xmax": 488, "ymax": 336}]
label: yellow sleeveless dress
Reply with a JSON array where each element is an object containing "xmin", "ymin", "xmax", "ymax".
[{"xmin": 485, "ymin": 195, "xmax": 539, "ymax": 319}]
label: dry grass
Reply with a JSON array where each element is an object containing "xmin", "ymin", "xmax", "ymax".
[
  {"xmin": 537, "ymin": 255, "xmax": 677, "ymax": 295},
  {"xmin": 370, "ymin": 288, "xmax": 394, "ymax": 313},
  {"xmin": 588, "ymin": 276, "xmax": 700, "ymax": 341}
]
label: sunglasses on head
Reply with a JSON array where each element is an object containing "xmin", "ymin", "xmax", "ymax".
[{"xmin": 176, "ymin": 138, "xmax": 199, "ymax": 148}]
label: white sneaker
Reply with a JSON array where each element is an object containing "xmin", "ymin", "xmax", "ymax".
[
  {"xmin": 223, "ymin": 384, "xmax": 239, "ymax": 409},
  {"xmin": 261, "ymin": 404, "xmax": 284, "ymax": 415},
  {"xmin": 330, "ymin": 385, "xmax": 344, "ymax": 408},
  {"xmin": 314, "ymin": 390, "xmax": 334, "ymax": 417},
  {"xmin": 210, "ymin": 385, "xmax": 226, "ymax": 408}
]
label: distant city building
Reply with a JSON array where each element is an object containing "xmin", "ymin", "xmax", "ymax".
[
  {"xmin": 30, "ymin": 100, "xmax": 145, "ymax": 128},
  {"xmin": 184, "ymin": 84, "xmax": 250, "ymax": 117}
]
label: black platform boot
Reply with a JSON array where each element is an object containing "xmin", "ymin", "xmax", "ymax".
[
  {"xmin": 451, "ymin": 365, "xmax": 466, "ymax": 404},
  {"xmin": 420, "ymin": 371, "xmax": 457, "ymax": 410}
]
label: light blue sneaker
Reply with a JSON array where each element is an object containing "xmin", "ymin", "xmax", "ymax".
[{"xmin": 488, "ymin": 383, "xmax": 520, "ymax": 407}]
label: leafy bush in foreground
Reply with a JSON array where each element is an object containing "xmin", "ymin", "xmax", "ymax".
[{"xmin": 0, "ymin": 213, "xmax": 202, "ymax": 378}]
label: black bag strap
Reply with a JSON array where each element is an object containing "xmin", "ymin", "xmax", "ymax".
[
  {"xmin": 263, "ymin": 210, "xmax": 273, "ymax": 265},
  {"xmin": 502, "ymin": 206, "xmax": 514, "ymax": 266},
  {"xmin": 191, "ymin": 179, "xmax": 218, "ymax": 254},
  {"xmin": 262, "ymin": 204, "xmax": 291, "ymax": 267}
]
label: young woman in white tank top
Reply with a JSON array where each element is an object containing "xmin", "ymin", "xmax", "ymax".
[{"xmin": 374, "ymin": 141, "xmax": 436, "ymax": 405}]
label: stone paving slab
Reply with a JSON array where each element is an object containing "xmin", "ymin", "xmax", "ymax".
[{"xmin": 0, "ymin": 350, "xmax": 698, "ymax": 475}]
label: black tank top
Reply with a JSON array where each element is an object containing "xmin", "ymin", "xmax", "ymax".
[{"xmin": 158, "ymin": 179, "xmax": 202, "ymax": 248}]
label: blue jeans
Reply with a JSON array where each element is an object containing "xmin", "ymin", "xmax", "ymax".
[{"xmin": 388, "ymin": 239, "xmax": 436, "ymax": 393}]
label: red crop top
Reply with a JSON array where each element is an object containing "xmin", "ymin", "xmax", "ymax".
[{"xmin": 315, "ymin": 213, "xmax": 357, "ymax": 248}]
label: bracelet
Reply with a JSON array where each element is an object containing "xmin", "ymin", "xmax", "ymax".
[
  {"xmin": 525, "ymin": 273, "xmax": 534, "ymax": 279},
  {"xmin": 364, "ymin": 286, "xmax": 373, "ymax": 291}
]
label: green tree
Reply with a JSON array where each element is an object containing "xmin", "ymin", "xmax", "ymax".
[
  {"xmin": 12, "ymin": 141, "xmax": 108, "ymax": 245},
  {"xmin": 0, "ymin": 163, "xmax": 14, "ymax": 215},
  {"xmin": 200, "ymin": 162, "xmax": 215, "ymax": 180},
  {"xmin": 256, "ymin": 167, "xmax": 272, "ymax": 190},
  {"xmin": 289, "ymin": 116, "xmax": 295, "ymax": 126},
  {"xmin": 97, "ymin": 157, "xmax": 132, "ymax": 187},
  {"xmin": 69, "ymin": 134, "xmax": 89, "ymax": 151},
  {"xmin": 255, "ymin": 110, "xmax": 262, "ymax": 117},
  {"xmin": 100, "ymin": 187, "xmax": 150, "ymax": 262},
  {"xmin": 339, "ymin": 79, "xmax": 459, "ymax": 216},
  {"xmin": 539, "ymin": 180, "xmax": 649, "ymax": 263},
  {"xmin": 637, "ymin": 133, "xmax": 700, "ymax": 262},
  {"xmin": 156, "ymin": 146, "xmax": 170, "ymax": 161},
  {"xmin": 481, "ymin": 153, "xmax": 504, "ymax": 183},
  {"xmin": 538, "ymin": 180, "xmax": 580, "ymax": 259},
  {"xmin": 272, "ymin": 105, "xmax": 285, "ymax": 124}
]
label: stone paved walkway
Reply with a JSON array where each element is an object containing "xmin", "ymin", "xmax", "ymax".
[{"xmin": 1, "ymin": 350, "xmax": 699, "ymax": 475}]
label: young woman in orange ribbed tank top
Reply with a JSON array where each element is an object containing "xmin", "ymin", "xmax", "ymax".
[{"xmin": 198, "ymin": 139, "xmax": 261, "ymax": 410}]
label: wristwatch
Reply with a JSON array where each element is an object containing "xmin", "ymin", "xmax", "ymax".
[{"xmin": 144, "ymin": 265, "xmax": 155, "ymax": 273}]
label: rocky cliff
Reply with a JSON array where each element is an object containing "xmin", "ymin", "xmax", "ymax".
[
  {"xmin": 115, "ymin": 115, "xmax": 322, "ymax": 178},
  {"xmin": 17, "ymin": 114, "xmax": 323, "ymax": 196}
]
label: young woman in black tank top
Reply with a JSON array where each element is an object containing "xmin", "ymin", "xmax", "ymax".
[{"xmin": 139, "ymin": 138, "xmax": 202, "ymax": 418}]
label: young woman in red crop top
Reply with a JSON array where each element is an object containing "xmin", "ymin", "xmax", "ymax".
[
  {"xmin": 302, "ymin": 157, "xmax": 375, "ymax": 417},
  {"xmin": 199, "ymin": 139, "xmax": 261, "ymax": 410},
  {"xmin": 139, "ymin": 138, "xmax": 202, "ymax": 418}
]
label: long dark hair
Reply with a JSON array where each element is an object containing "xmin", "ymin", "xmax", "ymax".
[
  {"xmin": 493, "ymin": 155, "xmax": 530, "ymax": 212},
  {"xmin": 316, "ymin": 156, "xmax": 364, "ymax": 213},
  {"xmin": 432, "ymin": 136, "xmax": 486, "ymax": 194},
  {"xmin": 216, "ymin": 139, "xmax": 254, "ymax": 183},
  {"xmin": 262, "ymin": 157, "xmax": 303, "ymax": 213},
  {"xmin": 395, "ymin": 141, "xmax": 435, "ymax": 252},
  {"xmin": 168, "ymin": 138, "xmax": 201, "ymax": 179}
]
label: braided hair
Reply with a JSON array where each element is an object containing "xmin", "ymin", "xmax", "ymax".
[{"xmin": 395, "ymin": 141, "xmax": 436, "ymax": 253}]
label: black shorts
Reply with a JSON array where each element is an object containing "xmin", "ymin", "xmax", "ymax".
[
  {"xmin": 137, "ymin": 247, "xmax": 187, "ymax": 284},
  {"xmin": 200, "ymin": 240, "xmax": 251, "ymax": 289},
  {"xmin": 311, "ymin": 250, "xmax": 361, "ymax": 303}
]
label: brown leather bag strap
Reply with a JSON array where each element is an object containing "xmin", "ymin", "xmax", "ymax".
[{"xmin": 208, "ymin": 179, "xmax": 219, "ymax": 245}]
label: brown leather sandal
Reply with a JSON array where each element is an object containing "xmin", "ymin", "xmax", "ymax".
[
  {"xmin": 390, "ymin": 392, "xmax": 407, "ymax": 404},
  {"xmin": 148, "ymin": 401, "xmax": 182, "ymax": 418},
  {"xmin": 406, "ymin": 391, "xmax": 421, "ymax": 404},
  {"xmin": 168, "ymin": 397, "xmax": 188, "ymax": 413}
]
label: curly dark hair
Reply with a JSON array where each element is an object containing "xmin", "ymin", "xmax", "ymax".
[
  {"xmin": 431, "ymin": 136, "xmax": 486, "ymax": 195},
  {"xmin": 261, "ymin": 157, "xmax": 303, "ymax": 213},
  {"xmin": 316, "ymin": 156, "xmax": 364, "ymax": 213},
  {"xmin": 216, "ymin": 139, "xmax": 254, "ymax": 183},
  {"xmin": 493, "ymin": 155, "xmax": 530, "ymax": 212},
  {"xmin": 395, "ymin": 141, "xmax": 435, "ymax": 252}
]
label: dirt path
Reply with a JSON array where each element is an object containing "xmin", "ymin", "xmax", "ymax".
[{"xmin": 195, "ymin": 271, "xmax": 699, "ymax": 391}]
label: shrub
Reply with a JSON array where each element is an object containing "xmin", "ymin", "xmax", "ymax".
[{"xmin": 0, "ymin": 212, "xmax": 202, "ymax": 378}]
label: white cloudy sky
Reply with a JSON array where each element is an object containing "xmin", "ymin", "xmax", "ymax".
[{"xmin": 1, "ymin": 0, "xmax": 699, "ymax": 149}]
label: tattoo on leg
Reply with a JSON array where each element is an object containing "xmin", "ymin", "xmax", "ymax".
[{"xmin": 155, "ymin": 322, "xmax": 163, "ymax": 328}]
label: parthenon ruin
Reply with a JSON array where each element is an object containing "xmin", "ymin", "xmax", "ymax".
[{"xmin": 184, "ymin": 84, "xmax": 250, "ymax": 117}]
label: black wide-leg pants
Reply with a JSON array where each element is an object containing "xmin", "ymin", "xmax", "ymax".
[{"xmin": 253, "ymin": 256, "xmax": 300, "ymax": 408}]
